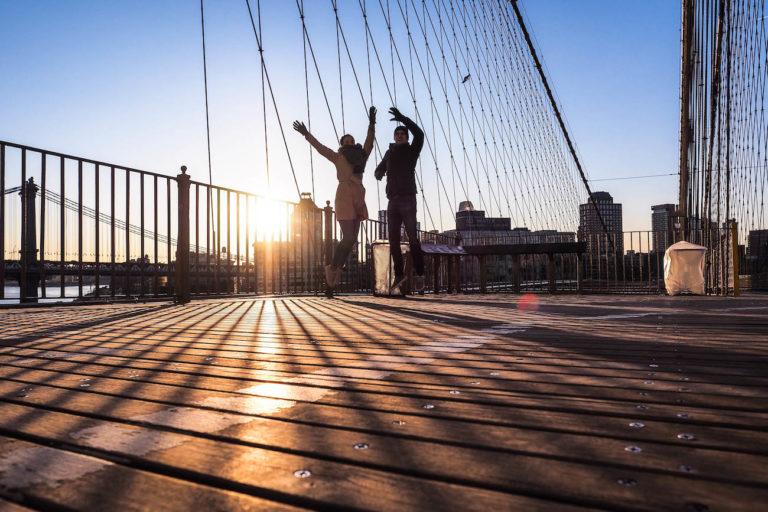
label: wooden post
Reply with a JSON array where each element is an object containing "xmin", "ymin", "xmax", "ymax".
[
  {"xmin": 479, "ymin": 255, "xmax": 487, "ymax": 294},
  {"xmin": 175, "ymin": 166, "xmax": 191, "ymax": 303},
  {"xmin": 511, "ymin": 254, "xmax": 521, "ymax": 293},
  {"xmin": 547, "ymin": 253, "xmax": 556, "ymax": 293}
]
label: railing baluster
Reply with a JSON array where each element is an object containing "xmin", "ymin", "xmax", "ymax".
[
  {"xmin": 125, "ymin": 170, "xmax": 130, "ymax": 298},
  {"xmin": 60, "ymin": 157, "xmax": 65, "ymax": 297},
  {"xmin": 111, "ymin": 166, "xmax": 115, "ymax": 298},
  {"xmin": 216, "ymin": 187, "xmax": 221, "ymax": 294},
  {"xmin": 154, "ymin": 175, "xmax": 159, "ymax": 296},
  {"xmin": 166, "ymin": 177, "xmax": 171, "ymax": 289},
  {"xmin": 245, "ymin": 196, "xmax": 250, "ymax": 294},
  {"xmin": 94, "ymin": 163, "xmax": 100, "ymax": 299},
  {"xmin": 236, "ymin": 193, "xmax": 240, "ymax": 294},
  {"xmin": 206, "ymin": 185, "xmax": 211, "ymax": 294},
  {"xmin": 77, "ymin": 160, "xmax": 83, "ymax": 298},
  {"xmin": 40, "ymin": 154, "xmax": 47, "ymax": 299},
  {"xmin": 226, "ymin": 190, "xmax": 231, "ymax": 293},
  {"xmin": 140, "ymin": 173, "xmax": 145, "ymax": 297},
  {"xmin": 0, "ymin": 143, "xmax": 5, "ymax": 299},
  {"xmin": 19, "ymin": 149, "xmax": 27, "ymax": 301},
  {"xmin": 195, "ymin": 184, "xmax": 200, "ymax": 292}
]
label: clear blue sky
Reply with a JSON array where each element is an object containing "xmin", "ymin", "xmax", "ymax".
[{"xmin": 0, "ymin": 0, "xmax": 681, "ymax": 231}]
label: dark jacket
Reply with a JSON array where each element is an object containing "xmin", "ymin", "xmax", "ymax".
[{"xmin": 374, "ymin": 117, "xmax": 424, "ymax": 199}]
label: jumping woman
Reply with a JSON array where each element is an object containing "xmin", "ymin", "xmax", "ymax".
[{"xmin": 293, "ymin": 106, "xmax": 376, "ymax": 295}]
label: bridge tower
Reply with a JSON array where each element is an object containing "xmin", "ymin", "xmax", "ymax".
[{"xmin": 20, "ymin": 177, "xmax": 40, "ymax": 303}]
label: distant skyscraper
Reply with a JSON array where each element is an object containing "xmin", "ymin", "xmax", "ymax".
[
  {"xmin": 651, "ymin": 203, "xmax": 677, "ymax": 254},
  {"xmin": 578, "ymin": 191, "xmax": 623, "ymax": 254},
  {"xmin": 748, "ymin": 229, "xmax": 768, "ymax": 260},
  {"xmin": 442, "ymin": 201, "xmax": 574, "ymax": 245},
  {"xmin": 377, "ymin": 209, "xmax": 387, "ymax": 239}
]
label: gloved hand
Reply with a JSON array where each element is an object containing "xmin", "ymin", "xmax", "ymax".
[
  {"xmin": 388, "ymin": 107, "xmax": 406, "ymax": 123},
  {"xmin": 368, "ymin": 106, "xmax": 377, "ymax": 124},
  {"xmin": 292, "ymin": 121, "xmax": 309, "ymax": 136},
  {"xmin": 375, "ymin": 166, "xmax": 385, "ymax": 181}
]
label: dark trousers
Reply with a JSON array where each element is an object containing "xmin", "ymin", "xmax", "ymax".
[
  {"xmin": 332, "ymin": 219, "xmax": 361, "ymax": 268},
  {"xmin": 387, "ymin": 194, "xmax": 424, "ymax": 277}
]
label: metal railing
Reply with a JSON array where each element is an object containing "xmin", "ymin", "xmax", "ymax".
[
  {"xmin": 1, "ymin": 140, "xmax": 176, "ymax": 303},
  {"xmin": 2, "ymin": 139, "xmax": 764, "ymax": 304},
  {"xmin": 1, "ymin": 140, "xmax": 454, "ymax": 303}
]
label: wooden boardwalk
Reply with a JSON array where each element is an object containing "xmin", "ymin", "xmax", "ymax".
[{"xmin": 0, "ymin": 294, "xmax": 767, "ymax": 511}]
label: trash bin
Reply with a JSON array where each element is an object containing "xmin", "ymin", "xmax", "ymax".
[{"xmin": 372, "ymin": 240, "xmax": 410, "ymax": 296}]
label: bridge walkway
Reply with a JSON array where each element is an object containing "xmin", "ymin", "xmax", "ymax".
[{"xmin": 0, "ymin": 294, "xmax": 767, "ymax": 511}]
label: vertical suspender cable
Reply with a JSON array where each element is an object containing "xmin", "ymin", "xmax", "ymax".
[
  {"xmin": 245, "ymin": 0, "xmax": 302, "ymax": 198},
  {"xmin": 300, "ymin": 0, "xmax": 315, "ymax": 199},
  {"xmin": 200, "ymin": 0, "xmax": 216, "ymax": 254},
  {"xmin": 362, "ymin": 0, "xmax": 382, "ymax": 212},
  {"xmin": 509, "ymin": 0, "xmax": 613, "ymax": 248},
  {"xmin": 257, "ymin": 0, "xmax": 271, "ymax": 190},
  {"xmin": 333, "ymin": 0, "xmax": 346, "ymax": 134}
]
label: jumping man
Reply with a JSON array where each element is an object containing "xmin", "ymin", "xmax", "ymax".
[{"xmin": 374, "ymin": 107, "xmax": 425, "ymax": 293}]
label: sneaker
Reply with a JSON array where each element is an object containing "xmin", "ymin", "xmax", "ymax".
[
  {"xmin": 413, "ymin": 274, "xmax": 425, "ymax": 293},
  {"xmin": 390, "ymin": 274, "xmax": 407, "ymax": 293}
]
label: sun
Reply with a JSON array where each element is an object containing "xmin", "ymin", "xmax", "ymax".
[{"xmin": 248, "ymin": 196, "xmax": 290, "ymax": 242}]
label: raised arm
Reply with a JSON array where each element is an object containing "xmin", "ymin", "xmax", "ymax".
[
  {"xmin": 402, "ymin": 116, "xmax": 423, "ymax": 156},
  {"xmin": 387, "ymin": 107, "xmax": 423, "ymax": 156},
  {"xmin": 292, "ymin": 121, "xmax": 337, "ymax": 162},
  {"xmin": 363, "ymin": 106, "xmax": 376, "ymax": 156}
]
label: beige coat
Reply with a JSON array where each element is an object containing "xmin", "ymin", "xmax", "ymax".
[{"xmin": 305, "ymin": 124, "xmax": 374, "ymax": 221}]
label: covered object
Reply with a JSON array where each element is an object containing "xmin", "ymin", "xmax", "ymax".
[
  {"xmin": 372, "ymin": 240, "xmax": 410, "ymax": 295},
  {"xmin": 664, "ymin": 241, "xmax": 707, "ymax": 295}
]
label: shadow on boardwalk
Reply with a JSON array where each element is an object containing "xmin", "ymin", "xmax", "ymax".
[{"xmin": 0, "ymin": 294, "xmax": 766, "ymax": 511}]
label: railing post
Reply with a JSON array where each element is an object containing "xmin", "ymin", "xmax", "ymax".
[
  {"xmin": 175, "ymin": 166, "xmax": 191, "ymax": 304},
  {"xmin": 433, "ymin": 255, "xmax": 441, "ymax": 293},
  {"xmin": 511, "ymin": 254, "xmax": 521, "ymax": 293},
  {"xmin": 479, "ymin": 255, "xmax": 487, "ymax": 294},
  {"xmin": 323, "ymin": 200, "xmax": 333, "ymax": 267},
  {"xmin": 20, "ymin": 178, "xmax": 40, "ymax": 303},
  {"xmin": 456, "ymin": 256, "xmax": 463, "ymax": 293},
  {"xmin": 547, "ymin": 253, "xmax": 556, "ymax": 293},
  {"xmin": 576, "ymin": 253, "xmax": 583, "ymax": 292},
  {"xmin": 731, "ymin": 220, "xmax": 740, "ymax": 296}
]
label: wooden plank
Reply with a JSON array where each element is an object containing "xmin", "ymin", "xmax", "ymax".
[
  {"xmin": 0, "ymin": 405, "xmax": 594, "ymax": 512},
  {"xmin": 3, "ymin": 354, "xmax": 766, "ymax": 429},
  {"xmin": 2, "ymin": 377, "xmax": 768, "ymax": 488},
  {"xmin": 3, "ymin": 346, "xmax": 764, "ymax": 411},
  {"xmin": 0, "ymin": 436, "xmax": 301, "ymax": 511}
]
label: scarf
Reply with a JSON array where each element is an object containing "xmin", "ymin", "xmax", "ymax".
[{"xmin": 339, "ymin": 144, "xmax": 367, "ymax": 174}]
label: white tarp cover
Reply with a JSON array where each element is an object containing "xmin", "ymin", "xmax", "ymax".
[
  {"xmin": 372, "ymin": 240, "xmax": 410, "ymax": 295},
  {"xmin": 664, "ymin": 241, "xmax": 707, "ymax": 295}
]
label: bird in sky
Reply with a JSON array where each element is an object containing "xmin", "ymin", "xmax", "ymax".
[{"xmin": 462, "ymin": 73, "xmax": 471, "ymax": 83}]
